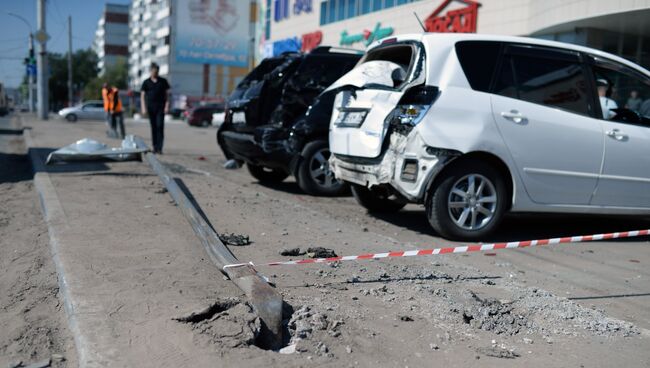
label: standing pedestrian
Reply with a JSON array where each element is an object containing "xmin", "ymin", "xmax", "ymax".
[
  {"xmin": 140, "ymin": 63, "xmax": 170, "ymax": 154},
  {"xmin": 108, "ymin": 85, "xmax": 125, "ymax": 139},
  {"xmin": 101, "ymin": 83, "xmax": 113, "ymax": 136}
]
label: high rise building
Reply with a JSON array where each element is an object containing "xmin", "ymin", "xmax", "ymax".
[
  {"xmin": 93, "ymin": 3, "xmax": 129, "ymax": 75},
  {"xmin": 128, "ymin": 0, "xmax": 257, "ymax": 109}
]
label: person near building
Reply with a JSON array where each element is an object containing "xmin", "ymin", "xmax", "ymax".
[
  {"xmin": 596, "ymin": 79, "xmax": 618, "ymax": 119},
  {"xmin": 625, "ymin": 90, "xmax": 642, "ymax": 112},
  {"xmin": 101, "ymin": 83, "xmax": 112, "ymax": 135},
  {"xmin": 108, "ymin": 85, "xmax": 125, "ymax": 139},
  {"xmin": 140, "ymin": 63, "xmax": 170, "ymax": 154}
]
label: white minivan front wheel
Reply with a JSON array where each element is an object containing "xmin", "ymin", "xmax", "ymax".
[{"xmin": 426, "ymin": 161, "xmax": 508, "ymax": 241}]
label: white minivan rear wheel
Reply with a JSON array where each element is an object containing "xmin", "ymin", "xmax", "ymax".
[{"xmin": 426, "ymin": 161, "xmax": 507, "ymax": 241}]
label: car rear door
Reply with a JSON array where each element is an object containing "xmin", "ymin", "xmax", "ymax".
[
  {"xmin": 489, "ymin": 44, "xmax": 604, "ymax": 205},
  {"xmin": 587, "ymin": 56, "xmax": 650, "ymax": 208},
  {"xmin": 329, "ymin": 42, "xmax": 424, "ymax": 158}
]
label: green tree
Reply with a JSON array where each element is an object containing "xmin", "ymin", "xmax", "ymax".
[
  {"xmin": 83, "ymin": 58, "xmax": 128, "ymax": 100},
  {"xmin": 48, "ymin": 48, "xmax": 99, "ymax": 109}
]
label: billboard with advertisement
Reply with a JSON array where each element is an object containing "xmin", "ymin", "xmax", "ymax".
[{"xmin": 175, "ymin": 0, "xmax": 250, "ymax": 66}]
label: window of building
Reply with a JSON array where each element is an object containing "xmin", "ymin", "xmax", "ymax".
[
  {"xmin": 361, "ymin": 0, "xmax": 371, "ymax": 14},
  {"xmin": 496, "ymin": 47, "xmax": 592, "ymax": 117},
  {"xmin": 320, "ymin": 1, "xmax": 327, "ymax": 25},
  {"xmin": 320, "ymin": 0, "xmax": 420, "ymax": 25}
]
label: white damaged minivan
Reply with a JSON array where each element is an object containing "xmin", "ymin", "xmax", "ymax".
[{"xmin": 328, "ymin": 33, "xmax": 650, "ymax": 240}]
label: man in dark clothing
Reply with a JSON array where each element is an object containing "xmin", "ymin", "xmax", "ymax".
[{"xmin": 140, "ymin": 63, "xmax": 170, "ymax": 154}]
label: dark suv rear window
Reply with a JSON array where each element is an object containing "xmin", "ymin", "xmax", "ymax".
[{"xmin": 455, "ymin": 41, "xmax": 502, "ymax": 93}]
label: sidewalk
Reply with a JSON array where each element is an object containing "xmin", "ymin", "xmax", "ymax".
[{"xmin": 23, "ymin": 116, "xmax": 243, "ymax": 367}]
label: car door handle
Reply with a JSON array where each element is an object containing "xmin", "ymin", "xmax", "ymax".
[
  {"xmin": 500, "ymin": 110, "xmax": 526, "ymax": 124},
  {"xmin": 606, "ymin": 129, "xmax": 628, "ymax": 141}
]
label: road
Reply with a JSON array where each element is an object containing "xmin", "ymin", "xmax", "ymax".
[{"xmin": 6, "ymin": 113, "xmax": 650, "ymax": 367}]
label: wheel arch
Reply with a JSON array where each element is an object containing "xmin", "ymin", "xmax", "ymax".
[{"xmin": 424, "ymin": 151, "xmax": 515, "ymax": 210}]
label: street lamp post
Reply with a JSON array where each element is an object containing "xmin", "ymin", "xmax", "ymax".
[{"xmin": 7, "ymin": 12, "xmax": 36, "ymax": 113}]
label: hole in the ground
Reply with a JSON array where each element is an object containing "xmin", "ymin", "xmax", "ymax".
[{"xmin": 173, "ymin": 298, "xmax": 295, "ymax": 352}]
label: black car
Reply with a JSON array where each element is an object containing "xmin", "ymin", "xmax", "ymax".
[{"xmin": 217, "ymin": 47, "xmax": 362, "ymax": 196}]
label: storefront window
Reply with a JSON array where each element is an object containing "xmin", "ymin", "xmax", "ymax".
[
  {"xmin": 361, "ymin": 0, "xmax": 371, "ymax": 14},
  {"xmin": 347, "ymin": 0, "xmax": 358, "ymax": 18},
  {"xmin": 319, "ymin": 0, "xmax": 419, "ymax": 25}
]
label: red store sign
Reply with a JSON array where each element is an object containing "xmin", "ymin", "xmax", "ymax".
[
  {"xmin": 425, "ymin": 0, "xmax": 481, "ymax": 33},
  {"xmin": 301, "ymin": 30, "xmax": 322, "ymax": 52}
]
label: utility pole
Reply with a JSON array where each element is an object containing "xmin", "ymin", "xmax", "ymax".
[
  {"xmin": 28, "ymin": 34, "xmax": 35, "ymax": 113},
  {"xmin": 36, "ymin": 0, "xmax": 49, "ymax": 120},
  {"xmin": 67, "ymin": 15, "xmax": 73, "ymax": 106},
  {"xmin": 7, "ymin": 12, "xmax": 36, "ymax": 113}
]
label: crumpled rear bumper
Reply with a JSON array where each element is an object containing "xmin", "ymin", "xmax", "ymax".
[{"xmin": 330, "ymin": 131, "xmax": 455, "ymax": 202}]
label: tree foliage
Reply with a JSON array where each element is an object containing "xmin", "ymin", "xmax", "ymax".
[
  {"xmin": 48, "ymin": 48, "xmax": 99, "ymax": 109},
  {"xmin": 82, "ymin": 58, "xmax": 128, "ymax": 100}
]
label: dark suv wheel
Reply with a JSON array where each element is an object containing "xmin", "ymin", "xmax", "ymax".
[
  {"xmin": 426, "ymin": 161, "xmax": 507, "ymax": 241},
  {"xmin": 296, "ymin": 140, "xmax": 348, "ymax": 196},
  {"xmin": 247, "ymin": 163, "xmax": 289, "ymax": 183},
  {"xmin": 351, "ymin": 184, "xmax": 407, "ymax": 213}
]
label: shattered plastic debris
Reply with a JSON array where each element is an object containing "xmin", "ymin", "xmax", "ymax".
[
  {"xmin": 280, "ymin": 248, "xmax": 305, "ymax": 256},
  {"xmin": 306, "ymin": 247, "xmax": 337, "ymax": 258},
  {"xmin": 223, "ymin": 159, "xmax": 242, "ymax": 169},
  {"xmin": 218, "ymin": 233, "xmax": 252, "ymax": 246},
  {"xmin": 45, "ymin": 135, "xmax": 148, "ymax": 164}
]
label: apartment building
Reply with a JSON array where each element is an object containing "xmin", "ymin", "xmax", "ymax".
[
  {"xmin": 128, "ymin": 0, "xmax": 256, "ymax": 109},
  {"xmin": 93, "ymin": 3, "xmax": 129, "ymax": 75}
]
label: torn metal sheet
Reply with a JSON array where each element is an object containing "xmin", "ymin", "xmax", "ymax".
[{"xmin": 45, "ymin": 135, "xmax": 149, "ymax": 165}]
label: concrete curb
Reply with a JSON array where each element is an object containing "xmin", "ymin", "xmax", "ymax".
[{"xmin": 23, "ymin": 121, "xmax": 102, "ymax": 367}]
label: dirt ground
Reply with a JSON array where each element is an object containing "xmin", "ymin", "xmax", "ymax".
[
  {"xmin": 0, "ymin": 116, "xmax": 75, "ymax": 368},
  {"xmin": 6, "ymin": 114, "xmax": 650, "ymax": 367}
]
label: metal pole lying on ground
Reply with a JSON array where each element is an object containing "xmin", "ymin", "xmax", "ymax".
[{"xmin": 134, "ymin": 137, "xmax": 283, "ymax": 349}]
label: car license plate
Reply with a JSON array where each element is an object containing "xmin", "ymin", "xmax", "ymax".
[{"xmin": 231, "ymin": 111, "xmax": 246, "ymax": 124}]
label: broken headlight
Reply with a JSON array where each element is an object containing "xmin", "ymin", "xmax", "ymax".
[{"xmin": 334, "ymin": 108, "xmax": 369, "ymax": 128}]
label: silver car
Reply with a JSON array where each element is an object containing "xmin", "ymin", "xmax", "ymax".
[{"xmin": 58, "ymin": 100, "xmax": 105, "ymax": 122}]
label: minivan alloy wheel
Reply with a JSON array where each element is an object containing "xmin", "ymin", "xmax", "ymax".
[{"xmin": 447, "ymin": 174, "xmax": 497, "ymax": 230}]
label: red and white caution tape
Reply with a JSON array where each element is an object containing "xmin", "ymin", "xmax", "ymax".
[{"xmin": 223, "ymin": 229, "xmax": 650, "ymax": 270}]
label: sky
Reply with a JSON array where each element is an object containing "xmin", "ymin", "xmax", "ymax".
[{"xmin": 0, "ymin": 0, "xmax": 131, "ymax": 88}]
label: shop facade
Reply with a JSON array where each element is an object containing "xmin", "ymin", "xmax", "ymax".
[{"xmin": 260, "ymin": 0, "xmax": 650, "ymax": 70}]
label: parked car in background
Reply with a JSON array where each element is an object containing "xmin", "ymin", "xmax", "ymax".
[
  {"xmin": 187, "ymin": 104, "xmax": 225, "ymax": 127},
  {"xmin": 217, "ymin": 46, "xmax": 362, "ymax": 195},
  {"xmin": 58, "ymin": 100, "xmax": 105, "ymax": 122},
  {"xmin": 328, "ymin": 33, "xmax": 650, "ymax": 240}
]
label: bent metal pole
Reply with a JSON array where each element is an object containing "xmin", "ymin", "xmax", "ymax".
[{"xmin": 134, "ymin": 137, "xmax": 283, "ymax": 349}]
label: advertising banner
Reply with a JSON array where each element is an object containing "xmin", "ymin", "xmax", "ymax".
[{"xmin": 176, "ymin": 0, "xmax": 250, "ymax": 66}]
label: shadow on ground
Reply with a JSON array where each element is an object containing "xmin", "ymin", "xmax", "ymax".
[
  {"xmin": 369, "ymin": 209, "xmax": 650, "ymax": 243},
  {"xmin": 28, "ymin": 147, "xmax": 111, "ymax": 174}
]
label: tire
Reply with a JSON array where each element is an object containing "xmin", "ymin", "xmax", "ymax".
[
  {"xmin": 65, "ymin": 114, "xmax": 77, "ymax": 122},
  {"xmin": 247, "ymin": 163, "xmax": 289, "ymax": 183},
  {"xmin": 351, "ymin": 184, "xmax": 407, "ymax": 213},
  {"xmin": 201, "ymin": 119, "xmax": 210, "ymax": 127},
  {"xmin": 296, "ymin": 140, "xmax": 348, "ymax": 196},
  {"xmin": 426, "ymin": 161, "xmax": 508, "ymax": 241}
]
